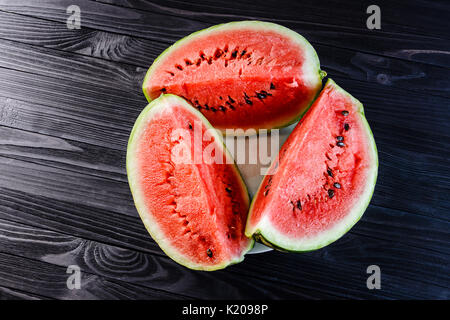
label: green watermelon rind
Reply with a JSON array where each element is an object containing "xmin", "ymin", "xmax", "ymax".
[
  {"xmin": 245, "ymin": 79, "xmax": 378, "ymax": 252},
  {"xmin": 127, "ymin": 94, "xmax": 254, "ymax": 271},
  {"xmin": 142, "ymin": 20, "xmax": 324, "ymax": 132}
]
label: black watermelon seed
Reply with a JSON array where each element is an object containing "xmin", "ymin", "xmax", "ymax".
[
  {"xmin": 204, "ymin": 104, "xmax": 210, "ymax": 110},
  {"xmin": 214, "ymin": 49, "xmax": 223, "ymax": 59},
  {"xmin": 161, "ymin": 88, "xmax": 167, "ymax": 92},
  {"xmin": 264, "ymin": 189, "xmax": 269, "ymax": 196},
  {"xmin": 344, "ymin": 123, "xmax": 350, "ymax": 131},
  {"xmin": 327, "ymin": 168, "xmax": 333, "ymax": 177},
  {"xmin": 337, "ymin": 142, "xmax": 345, "ymax": 147},
  {"xmin": 337, "ymin": 136, "xmax": 344, "ymax": 141},
  {"xmin": 210, "ymin": 107, "xmax": 217, "ymax": 112},
  {"xmin": 244, "ymin": 93, "xmax": 252, "ymax": 105},
  {"xmin": 231, "ymin": 50, "xmax": 238, "ymax": 58},
  {"xmin": 176, "ymin": 65, "xmax": 183, "ymax": 70},
  {"xmin": 240, "ymin": 50, "xmax": 247, "ymax": 57},
  {"xmin": 219, "ymin": 96, "xmax": 223, "ymax": 100},
  {"xmin": 256, "ymin": 92, "xmax": 267, "ymax": 99},
  {"xmin": 341, "ymin": 110, "xmax": 349, "ymax": 116},
  {"xmin": 188, "ymin": 122, "xmax": 193, "ymax": 130},
  {"xmin": 296, "ymin": 200, "xmax": 302, "ymax": 210},
  {"xmin": 185, "ymin": 59, "xmax": 192, "ymax": 66},
  {"xmin": 219, "ymin": 106, "xmax": 226, "ymax": 111},
  {"xmin": 328, "ymin": 189, "xmax": 335, "ymax": 199},
  {"xmin": 225, "ymin": 187, "xmax": 232, "ymax": 193},
  {"xmin": 200, "ymin": 53, "xmax": 206, "ymax": 60},
  {"xmin": 334, "ymin": 182, "xmax": 341, "ymax": 189},
  {"xmin": 226, "ymin": 101, "xmax": 235, "ymax": 110},
  {"xmin": 270, "ymin": 82, "xmax": 276, "ymax": 90},
  {"xmin": 206, "ymin": 249, "xmax": 213, "ymax": 258},
  {"xmin": 228, "ymin": 96, "xmax": 235, "ymax": 103},
  {"xmin": 261, "ymin": 90, "xmax": 272, "ymax": 96}
]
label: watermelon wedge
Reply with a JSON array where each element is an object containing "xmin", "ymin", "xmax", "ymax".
[
  {"xmin": 142, "ymin": 21, "xmax": 324, "ymax": 132},
  {"xmin": 127, "ymin": 94, "xmax": 253, "ymax": 270},
  {"xmin": 245, "ymin": 79, "xmax": 378, "ymax": 252}
]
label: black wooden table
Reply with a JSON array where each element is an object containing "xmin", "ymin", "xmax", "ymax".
[{"xmin": 0, "ymin": 0, "xmax": 448, "ymax": 300}]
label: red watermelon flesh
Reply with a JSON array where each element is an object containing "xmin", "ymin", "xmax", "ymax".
[
  {"xmin": 143, "ymin": 21, "xmax": 323, "ymax": 132},
  {"xmin": 127, "ymin": 95, "xmax": 253, "ymax": 270},
  {"xmin": 245, "ymin": 79, "xmax": 378, "ymax": 251}
]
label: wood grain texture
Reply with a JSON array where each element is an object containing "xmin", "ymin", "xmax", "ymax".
[
  {"xmin": 0, "ymin": 251, "xmax": 189, "ymax": 300},
  {"xmin": 0, "ymin": 12, "xmax": 450, "ymax": 97},
  {"xmin": 96, "ymin": 0, "xmax": 450, "ymax": 40},
  {"xmin": 0, "ymin": 285, "xmax": 50, "ymax": 300},
  {"xmin": 1, "ymin": 0, "xmax": 449, "ymax": 68},
  {"xmin": 0, "ymin": 214, "xmax": 447, "ymax": 299},
  {"xmin": 0, "ymin": 0, "xmax": 448, "ymax": 300},
  {"xmin": 0, "ymin": 218, "xmax": 325, "ymax": 299},
  {"xmin": 0, "ymin": 185, "xmax": 448, "ymax": 299},
  {"xmin": 94, "ymin": 0, "xmax": 450, "ymax": 68}
]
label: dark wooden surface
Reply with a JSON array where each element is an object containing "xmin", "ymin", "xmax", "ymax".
[{"xmin": 0, "ymin": 0, "xmax": 448, "ymax": 300}]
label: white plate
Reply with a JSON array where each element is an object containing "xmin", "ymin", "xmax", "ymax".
[{"xmin": 223, "ymin": 123, "xmax": 297, "ymax": 254}]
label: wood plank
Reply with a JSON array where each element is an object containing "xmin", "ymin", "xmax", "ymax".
[
  {"xmin": 0, "ymin": 177, "xmax": 448, "ymax": 289},
  {"xmin": 0, "ymin": 96, "xmax": 130, "ymax": 151},
  {"xmin": 0, "ymin": 0, "xmax": 204, "ymax": 44},
  {"xmin": 1, "ymin": 0, "xmax": 449, "ymax": 68},
  {"xmin": 0, "ymin": 34, "xmax": 448, "ymax": 101},
  {"xmin": 0, "ymin": 205, "xmax": 447, "ymax": 299},
  {"xmin": 0, "ymin": 38, "xmax": 145, "ymax": 99},
  {"xmin": 0, "ymin": 11, "xmax": 167, "ymax": 67},
  {"xmin": 0, "ymin": 126, "xmax": 126, "ymax": 182},
  {"xmin": 240, "ymin": 240, "xmax": 450, "ymax": 299},
  {"xmin": 97, "ymin": 0, "xmax": 450, "ymax": 40},
  {"xmin": 0, "ymin": 67, "xmax": 144, "ymax": 151},
  {"xmin": 0, "ymin": 217, "xmax": 329, "ymax": 299},
  {"xmin": 0, "ymin": 285, "xmax": 50, "ymax": 300},
  {"xmin": 0, "ymin": 252, "xmax": 188, "ymax": 300},
  {"xmin": 0, "ymin": 156, "xmax": 136, "ymax": 217}
]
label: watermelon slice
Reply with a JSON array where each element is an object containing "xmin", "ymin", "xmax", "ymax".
[
  {"xmin": 245, "ymin": 79, "xmax": 378, "ymax": 252},
  {"xmin": 142, "ymin": 21, "xmax": 324, "ymax": 132},
  {"xmin": 127, "ymin": 94, "xmax": 253, "ymax": 270}
]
